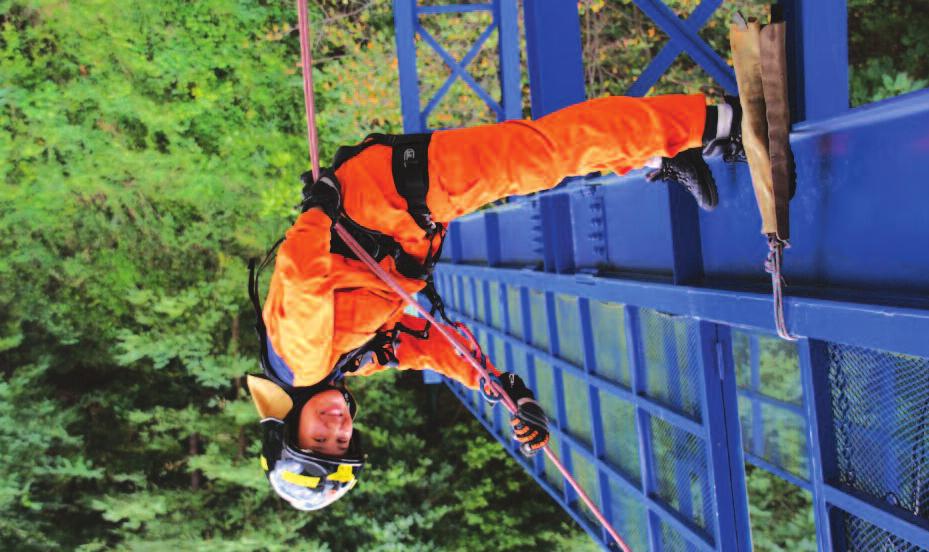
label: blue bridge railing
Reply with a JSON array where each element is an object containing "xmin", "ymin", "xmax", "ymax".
[{"xmin": 393, "ymin": 1, "xmax": 929, "ymax": 550}]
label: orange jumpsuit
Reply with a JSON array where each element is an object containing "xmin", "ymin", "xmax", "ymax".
[{"xmin": 263, "ymin": 95, "xmax": 707, "ymax": 388}]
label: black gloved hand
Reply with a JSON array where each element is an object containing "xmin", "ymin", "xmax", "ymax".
[
  {"xmin": 511, "ymin": 399, "xmax": 550, "ymax": 457},
  {"xmin": 480, "ymin": 372, "xmax": 551, "ymax": 456},
  {"xmin": 300, "ymin": 170, "xmax": 341, "ymax": 219}
]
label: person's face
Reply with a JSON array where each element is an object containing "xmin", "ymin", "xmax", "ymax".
[{"xmin": 297, "ymin": 389, "xmax": 353, "ymax": 456}]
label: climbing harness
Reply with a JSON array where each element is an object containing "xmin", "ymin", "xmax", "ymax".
[
  {"xmin": 248, "ymin": 239, "xmax": 440, "ymax": 383},
  {"xmin": 299, "ymin": 133, "xmax": 448, "ymax": 283},
  {"xmin": 292, "ymin": 2, "xmax": 630, "ymax": 550}
]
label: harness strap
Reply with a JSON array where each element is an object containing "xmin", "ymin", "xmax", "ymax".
[
  {"xmin": 332, "ymin": 132, "xmax": 437, "ymax": 236},
  {"xmin": 248, "ymin": 237, "xmax": 286, "ymax": 381}
]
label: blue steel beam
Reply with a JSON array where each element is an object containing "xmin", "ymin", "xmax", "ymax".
[
  {"xmin": 417, "ymin": 25, "xmax": 504, "ymax": 118},
  {"xmin": 744, "ymin": 453, "xmax": 813, "ymax": 493},
  {"xmin": 450, "ymin": 308, "xmax": 707, "ymax": 438},
  {"xmin": 790, "ymin": 339, "xmax": 837, "ymax": 551},
  {"xmin": 419, "ymin": 22, "xmax": 500, "ymax": 122},
  {"xmin": 736, "ymin": 387, "xmax": 806, "ymax": 418},
  {"xmin": 782, "ymin": 0, "xmax": 849, "ymax": 121},
  {"xmin": 493, "ymin": 0, "xmax": 521, "ymax": 120},
  {"xmin": 630, "ymin": 0, "xmax": 737, "ymax": 94},
  {"xmin": 627, "ymin": 0, "xmax": 722, "ymax": 97},
  {"xmin": 392, "ymin": 0, "xmax": 424, "ymax": 132},
  {"xmin": 436, "ymin": 264, "xmax": 929, "ymax": 360},
  {"xmin": 579, "ymin": 297, "xmax": 617, "ymax": 545},
  {"xmin": 749, "ymin": 335, "xmax": 765, "ymax": 460},
  {"xmin": 447, "ymin": 383, "xmax": 611, "ymax": 548},
  {"xmin": 455, "ymin": 369, "xmax": 718, "ymax": 552},
  {"xmin": 627, "ymin": 306, "xmax": 663, "ymax": 552},
  {"xmin": 417, "ymin": 3, "xmax": 492, "ymax": 15},
  {"xmin": 823, "ymin": 485, "xmax": 929, "ymax": 550},
  {"xmin": 698, "ymin": 323, "xmax": 752, "ymax": 551},
  {"xmin": 522, "ymin": 0, "xmax": 586, "ymax": 118}
]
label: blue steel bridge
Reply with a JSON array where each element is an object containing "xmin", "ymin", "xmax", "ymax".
[{"xmin": 391, "ymin": 1, "xmax": 929, "ymax": 550}]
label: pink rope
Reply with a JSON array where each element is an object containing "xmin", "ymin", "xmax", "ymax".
[
  {"xmin": 296, "ymin": 0, "xmax": 321, "ymax": 182},
  {"xmin": 333, "ymin": 223, "xmax": 632, "ymax": 552},
  {"xmin": 294, "ymin": 3, "xmax": 630, "ymax": 550},
  {"xmin": 764, "ymin": 236, "xmax": 797, "ymax": 341}
]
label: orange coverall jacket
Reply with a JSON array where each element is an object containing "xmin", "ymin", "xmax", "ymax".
[{"xmin": 263, "ymin": 95, "xmax": 707, "ymax": 388}]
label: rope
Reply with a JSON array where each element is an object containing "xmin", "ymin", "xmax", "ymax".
[
  {"xmin": 294, "ymin": 3, "xmax": 630, "ymax": 550},
  {"xmin": 296, "ymin": 0, "xmax": 321, "ymax": 182},
  {"xmin": 764, "ymin": 236, "xmax": 797, "ymax": 341},
  {"xmin": 333, "ymin": 223, "xmax": 632, "ymax": 552}
]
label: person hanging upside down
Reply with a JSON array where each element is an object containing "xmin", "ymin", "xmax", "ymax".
[{"xmin": 246, "ymin": 93, "xmax": 744, "ymax": 511}]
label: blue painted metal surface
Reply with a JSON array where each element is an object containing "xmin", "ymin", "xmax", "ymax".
[
  {"xmin": 522, "ymin": 0, "xmax": 586, "ymax": 118},
  {"xmin": 391, "ymin": 0, "xmax": 521, "ymax": 130},
  {"xmin": 394, "ymin": 1, "xmax": 929, "ymax": 550}
]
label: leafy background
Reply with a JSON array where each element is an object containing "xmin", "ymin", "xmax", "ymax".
[{"xmin": 1, "ymin": 0, "xmax": 926, "ymax": 550}]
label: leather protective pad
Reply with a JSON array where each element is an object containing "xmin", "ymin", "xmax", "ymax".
[
  {"xmin": 247, "ymin": 374, "xmax": 294, "ymax": 420},
  {"xmin": 731, "ymin": 20, "xmax": 782, "ymax": 238},
  {"xmin": 760, "ymin": 21, "xmax": 793, "ymax": 240}
]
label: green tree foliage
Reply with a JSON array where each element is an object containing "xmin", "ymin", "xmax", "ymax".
[
  {"xmin": 745, "ymin": 465, "xmax": 816, "ymax": 551},
  {"xmin": 0, "ymin": 1, "xmax": 590, "ymax": 549},
  {"xmin": 848, "ymin": 0, "xmax": 929, "ymax": 106},
  {"xmin": 578, "ymin": 0, "xmax": 772, "ymax": 99}
]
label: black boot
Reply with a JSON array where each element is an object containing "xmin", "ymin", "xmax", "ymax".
[
  {"xmin": 703, "ymin": 95, "xmax": 746, "ymax": 163},
  {"xmin": 646, "ymin": 148, "xmax": 718, "ymax": 211}
]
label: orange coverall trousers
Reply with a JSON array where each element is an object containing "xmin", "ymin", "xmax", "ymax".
[{"xmin": 263, "ymin": 94, "xmax": 707, "ymax": 388}]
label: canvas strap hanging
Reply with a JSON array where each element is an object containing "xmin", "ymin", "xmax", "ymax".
[{"xmin": 731, "ymin": 14, "xmax": 797, "ymax": 341}]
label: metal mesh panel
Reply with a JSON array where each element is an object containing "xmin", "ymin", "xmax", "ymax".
[
  {"xmin": 492, "ymin": 339, "xmax": 506, "ymax": 377},
  {"xmin": 733, "ymin": 330, "xmax": 809, "ymax": 479},
  {"xmin": 608, "ymin": 478, "xmax": 648, "ymax": 552},
  {"xmin": 474, "ymin": 279, "xmax": 487, "ymax": 322},
  {"xmin": 843, "ymin": 512, "xmax": 929, "ymax": 552},
  {"xmin": 448, "ymin": 274, "xmax": 457, "ymax": 310},
  {"xmin": 658, "ymin": 517, "xmax": 702, "ymax": 552},
  {"xmin": 738, "ymin": 395, "xmax": 753, "ymax": 454},
  {"xmin": 543, "ymin": 431, "xmax": 565, "ymax": 493},
  {"xmin": 555, "ymin": 294, "xmax": 584, "ymax": 367},
  {"xmin": 533, "ymin": 358, "xmax": 559, "ymax": 425},
  {"xmin": 760, "ymin": 404, "xmax": 808, "ymax": 478},
  {"xmin": 528, "ymin": 289, "xmax": 550, "ymax": 351},
  {"xmin": 732, "ymin": 330, "xmax": 802, "ymax": 405},
  {"xmin": 562, "ymin": 371, "xmax": 593, "ymax": 447},
  {"xmin": 510, "ymin": 347, "xmax": 529, "ymax": 383},
  {"xmin": 488, "ymin": 281, "xmax": 503, "ymax": 330},
  {"xmin": 640, "ymin": 309, "xmax": 703, "ymax": 421},
  {"xmin": 505, "ymin": 285, "xmax": 524, "ymax": 339},
  {"xmin": 600, "ymin": 393, "xmax": 641, "ymax": 485},
  {"xmin": 569, "ymin": 450, "xmax": 602, "ymax": 525},
  {"xmin": 460, "ymin": 276, "xmax": 475, "ymax": 317},
  {"xmin": 590, "ymin": 300, "xmax": 632, "ymax": 387},
  {"xmin": 651, "ymin": 417, "xmax": 715, "ymax": 535},
  {"xmin": 758, "ymin": 335, "xmax": 802, "ymax": 404},
  {"xmin": 434, "ymin": 273, "xmax": 447, "ymax": 300},
  {"xmin": 829, "ymin": 344, "xmax": 929, "ymax": 520},
  {"xmin": 489, "ymin": 338, "xmax": 508, "ymax": 439}
]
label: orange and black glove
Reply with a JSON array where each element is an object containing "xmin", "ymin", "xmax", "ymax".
[{"xmin": 481, "ymin": 372, "xmax": 550, "ymax": 457}]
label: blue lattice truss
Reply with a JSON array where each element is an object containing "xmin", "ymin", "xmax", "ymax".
[{"xmin": 392, "ymin": 1, "xmax": 929, "ymax": 550}]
